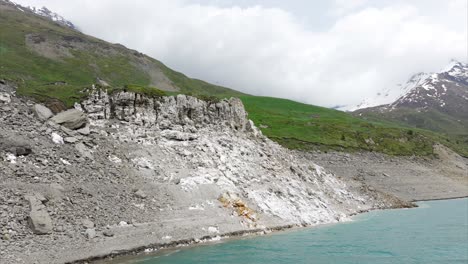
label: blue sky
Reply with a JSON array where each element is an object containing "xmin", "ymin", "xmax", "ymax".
[{"xmin": 13, "ymin": 0, "xmax": 467, "ymax": 107}]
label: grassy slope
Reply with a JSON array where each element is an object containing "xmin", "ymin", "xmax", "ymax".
[
  {"xmin": 240, "ymin": 96, "xmax": 468, "ymax": 156},
  {"xmin": 0, "ymin": 4, "xmax": 242, "ymax": 106},
  {"xmin": 1, "ymin": 3, "xmax": 466, "ymax": 156},
  {"xmin": 356, "ymin": 108, "xmax": 468, "ymax": 136}
]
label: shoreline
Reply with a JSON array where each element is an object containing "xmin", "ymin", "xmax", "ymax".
[
  {"xmin": 412, "ymin": 195, "xmax": 468, "ymax": 202},
  {"xmin": 86, "ymin": 195, "xmax": 468, "ymax": 264},
  {"xmin": 79, "ymin": 206, "xmax": 404, "ymax": 263},
  {"xmin": 70, "ymin": 224, "xmax": 297, "ymax": 264}
]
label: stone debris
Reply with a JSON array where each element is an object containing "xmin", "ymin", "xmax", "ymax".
[
  {"xmin": 33, "ymin": 104, "xmax": 53, "ymax": 120},
  {"xmin": 134, "ymin": 189, "xmax": 147, "ymax": 199},
  {"xmin": 0, "ymin": 92, "xmax": 11, "ymax": 104},
  {"xmin": 51, "ymin": 132, "xmax": 64, "ymax": 144},
  {"xmin": 50, "ymin": 109, "xmax": 87, "ymax": 130},
  {"xmin": 84, "ymin": 228, "xmax": 96, "ymax": 239},
  {"xmin": 0, "ymin": 87, "xmax": 414, "ymax": 264},
  {"xmin": 64, "ymin": 137, "xmax": 78, "ymax": 144},
  {"xmin": 25, "ymin": 194, "xmax": 53, "ymax": 235},
  {"xmin": 81, "ymin": 219, "xmax": 95, "ymax": 229}
]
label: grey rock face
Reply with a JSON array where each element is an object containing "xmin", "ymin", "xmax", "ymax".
[
  {"xmin": 51, "ymin": 109, "xmax": 87, "ymax": 130},
  {"xmin": 80, "ymin": 90, "xmax": 254, "ymax": 133},
  {"xmin": 33, "ymin": 104, "xmax": 53, "ymax": 120},
  {"xmin": 0, "ymin": 136, "xmax": 32, "ymax": 156},
  {"xmin": 25, "ymin": 195, "xmax": 53, "ymax": 235}
]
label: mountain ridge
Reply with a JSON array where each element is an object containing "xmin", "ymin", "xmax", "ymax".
[
  {"xmin": 355, "ymin": 61, "xmax": 468, "ymax": 135},
  {"xmin": 344, "ymin": 60, "xmax": 465, "ymax": 112}
]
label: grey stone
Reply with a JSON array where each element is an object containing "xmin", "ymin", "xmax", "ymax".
[
  {"xmin": 75, "ymin": 143, "xmax": 93, "ymax": 159},
  {"xmin": 64, "ymin": 137, "xmax": 78, "ymax": 144},
  {"xmin": 134, "ymin": 190, "xmax": 147, "ymax": 199},
  {"xmin": 51, "ymin": 109, "xmax": 87, "ymax": 130},
  {"xmin": 0, "ymin": 136, "xmax": 32, "ymax": 156},
  {"xmin": 33, "ymin": 104, "xmax": 53, "ymax": 120},
  {"xmin": 81, "ymin": 219, "xmax": 94, "ymax": 229},
  {"xmin": 77, "ymin": 125, "xmax": 90, "ymax": 135},
  {"xmin": 102, "ymin": 230, "xmax": 114, "ymax": 237},
  {"xmin": 25, "ymin": 195, "xmax": 53, "ymax": 235},
  {"xmin": 84, "ymin": 228, "xmax": 96, "ymax": 239}
]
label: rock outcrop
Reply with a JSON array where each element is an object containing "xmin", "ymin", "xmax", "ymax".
[{"xmin": 0, "ymin": 87, "xmax": 392, "ymax": 264}]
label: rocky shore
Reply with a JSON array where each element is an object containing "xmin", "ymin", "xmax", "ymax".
[
  {"xmin": 309, "ymin": 146, "xmax": 468, "ymax": 202},
  {"xmin": 0, "ymin": 83, "xmax": 465, "ymax": 264}
]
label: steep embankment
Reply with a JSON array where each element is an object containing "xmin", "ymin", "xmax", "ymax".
[
  {"xmin": 0, "ymin": 83, "xmax": 404, "ymax": 264},
  {"xmin": 0, "ymin": 0, "xmax": 243, "ymax": 107}
]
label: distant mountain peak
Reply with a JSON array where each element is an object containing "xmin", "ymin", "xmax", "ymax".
[
  {"xmin": 29, "ymin": 6, "xmax": 77, "ymax": 30},
  {"xmin": 343, "ymin": 60, "xmax": 467, "ymax": 112},
  {"xmin": 355, "ymin": 60, "xmax": 468, "ymax": 134},
  {"xmin": 4, "ymin": 0, "xmax": 77, "ymax": 30}
]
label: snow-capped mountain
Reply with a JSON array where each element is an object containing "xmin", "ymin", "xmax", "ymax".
[
  {"xmin": 344, "ymin": 60, "xmax": 466, "ymax": 112},
  {"xmin": 388, "ymin": 61, "xmax": 468, "ymax": 111},
  {"xmin": 29, "ymin": 6, "xmax": 77, "ymax": 30},
  {"xmin": 355, "ymin": 60, "xmax": 468, "ymax": 134},
  {"xmin": 5, "ymin": 0, "xmax": 77, "ymax": 30},
  {"xmin": 344, "ymin": 72, "xmax": 430, "ymax": 111}
]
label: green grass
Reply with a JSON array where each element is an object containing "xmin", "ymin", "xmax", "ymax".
[
  {"xmin": 239, "ymin": 96, "xmax": 468, "ymax": 156},
  {"xmin": 1, "ymin": 3, "xmax": 466, "ymax": 157},
  {"xmin": 0, "ymin": 5, "xmax": 240, "ymax": 107}
]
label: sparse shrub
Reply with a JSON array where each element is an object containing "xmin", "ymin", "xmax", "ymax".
[{"xmin": 121, "ymin": 84, "xmax": 167, "ymax": 97}]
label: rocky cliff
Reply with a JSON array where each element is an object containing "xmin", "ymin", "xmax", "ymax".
[{"xmin": 0, "ymin": 85, "xmax": 396, "ymax": 264}]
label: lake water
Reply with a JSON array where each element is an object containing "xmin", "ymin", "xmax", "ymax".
[{"xmin": 114, "ymin": 198, "xmax": 468, "ymax": 264}]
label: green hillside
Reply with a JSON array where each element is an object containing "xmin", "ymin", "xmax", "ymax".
[
  {"xmin": 0, "ymin": 1, "xmax": 243, "ymax": 107},
  {"xmin": 1, "ymin": 1, "xmax": 466, "ymax": 157},
  {"xmin": 240, "ymin": 96, "xmax": 468, "ymax": 156}
]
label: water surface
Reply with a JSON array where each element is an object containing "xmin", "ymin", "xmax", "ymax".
[{"xmin": 114, "ymin": 198, "xmax": 468, "ymax": 264}]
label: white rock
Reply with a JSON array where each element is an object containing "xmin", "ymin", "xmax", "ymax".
[
  {"xmin": 207, "ymin": 226, "xmax": 219, "ymax": 233},
  {"xmin": 5, "ymin": 153, "xmax": 17, "ymax": 164},
  {"xmin": 51, "ymin": 133, "xmax": 64, "ymax": 144},
  {"xmin": 0, "ymin": 93, "xmax": 11, "ymax": 104},
  {"xmin": 60, "ymin": 158, "xmax": 71, "ymax": 165}
]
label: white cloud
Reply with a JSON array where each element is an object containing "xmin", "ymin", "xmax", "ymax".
[
  {"xmin": 13, "ymin": 0, "xmax": 466, "ymax": 107},
  {"xmin": 331, "ymin": 0, "xmax": 369, "ymax": 16}
]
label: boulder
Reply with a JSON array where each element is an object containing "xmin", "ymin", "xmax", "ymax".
[
  {"xmin": 33, "ymin": 104, "xmax": 53, "ymax": 120},
  {"xmin": 134, "ymin": 189, "xmax": 147, "ymax": 199},
  {"xmin": 0, "ymin": 136, "xmax": 32, "ymax": 156},
  {"xmin": 25, "ymin": 195, "xmax": 53, "ymax": 235},
  {"xmin": 51, "ymin": 109, "xmax": 87, "ymax": 130}
]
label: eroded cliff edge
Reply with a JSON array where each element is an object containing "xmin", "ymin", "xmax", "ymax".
[{"xmin": 0, "ymin": 86, "xmax": 406, "ymax": 264}]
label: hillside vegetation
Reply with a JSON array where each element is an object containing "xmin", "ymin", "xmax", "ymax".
[
  {"xmin": 240, "ymin": 96, "xmax": 468, "ymax": 156},
  {"xmin": 1, "ymin": 1, "xmax": 466, "ymax": 156},
  {"xmin": 0, "ymin": 1, "xmax": 242, "ymax": 107}
]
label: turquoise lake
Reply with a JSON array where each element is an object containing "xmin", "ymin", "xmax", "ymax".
[{"xmin": 116, "ymin": 198, "xmax": 468, "ymax": 264}]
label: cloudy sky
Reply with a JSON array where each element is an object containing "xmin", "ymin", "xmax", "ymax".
[{"xmin": 14, "ymin": 0, "xmax": 467, "ymax": 107}]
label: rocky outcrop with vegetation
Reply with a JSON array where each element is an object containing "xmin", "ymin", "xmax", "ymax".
[{"xmin": 0, "ymin": 85, "xmax": 398, "ymax": 264}]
